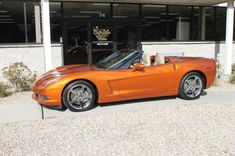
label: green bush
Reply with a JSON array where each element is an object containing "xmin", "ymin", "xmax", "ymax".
[
  {"xmin": 230, "ymin": 74, "xmax": 235, "ymax": 84},
  {"xmin": 216, "ymin": 63, "xmax": 223, "ymax": 79},
  {"xmin": 232, "ymin": 64, "xmax": 235, "ymax": 74},
  {"xmin": 2, "ymin": 62, "xmax": 37, "ymax": 92},
  {"xmin": 0, "ymin": 82, "xmax": 9, "ymax": 98}
]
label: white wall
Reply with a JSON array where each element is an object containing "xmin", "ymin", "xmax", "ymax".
[
  {"xmin": 0, "ymin": 44, "xmax": 63, "ymax": 81},
  {"xmin": 1, "ymin": 42, "xmax": 234, "ymax": 82},
  {"xmin": 142, "ymin": 41, "xmax": 235, "ymax": 73}
]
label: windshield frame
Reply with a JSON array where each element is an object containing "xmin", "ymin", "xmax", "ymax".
[{"xmin": 95, "ymin": 49, "xmax": 141, "ymax": 70}]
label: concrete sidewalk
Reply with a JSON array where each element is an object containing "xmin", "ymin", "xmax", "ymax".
[{"xmin": 0, "ymin": 87, "xmax": 235, "ymax": 124}]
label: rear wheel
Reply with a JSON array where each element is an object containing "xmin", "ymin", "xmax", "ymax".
[
  {"xmin": 62, "ymin": 80, "xmax": 96, "ymax": 112},
  {"xmin": 179, "ymin": 72, "xmax": 204, "ymax": 100}
]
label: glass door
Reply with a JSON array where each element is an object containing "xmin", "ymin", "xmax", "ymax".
[
  {"xmin": 91, "ymin": 24, "xmax": 113, "ymax": 63},
  {"xmin": 116, "ymin": 24, "xmax": 138, "ymax": 50},
  {"xmin": 63, "ymin": 24, "xmax": 89, "ymax": 65},
  {"xmin": 62, "ymin": 2, "xmax": 112, "ymax": 65}
]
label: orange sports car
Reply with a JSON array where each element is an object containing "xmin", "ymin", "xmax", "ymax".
[{"xmin": 32, "ymin": 49, "xmax": 216, "ymax": 112}]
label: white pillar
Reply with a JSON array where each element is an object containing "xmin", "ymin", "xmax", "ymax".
[
  {"xmin": 225, "ymin": 0, "xmax": 234, "ymax": 75},
  {"xmin": 41, "ymin": 0, "xmax": 52, "ymax": 71},
  {"xmin": 34, "ymin": 3, "xmax": 42, "ymax": 43}
]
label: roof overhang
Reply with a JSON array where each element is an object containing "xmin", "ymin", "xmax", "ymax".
[{"xmin": 50, "ymin": 0, "xmax": 228, "ymax": 6}]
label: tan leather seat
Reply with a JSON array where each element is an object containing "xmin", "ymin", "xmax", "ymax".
[
  {"xmin": 154, "ymin": 53, "xmax": 165, "ymax": 65},
  {"xmin": 142, "ymin": 53, "xmax": 152, "ymax": 66}
]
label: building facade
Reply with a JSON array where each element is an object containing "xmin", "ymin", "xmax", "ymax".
[{"xmin": 0, "ymin": 0, "xmax": 234, "ymax": 79}]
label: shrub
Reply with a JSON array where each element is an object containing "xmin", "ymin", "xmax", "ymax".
[
  {"xmin": 232, "ymin": 64, "xmax": 235, "ymax": 74},
  {"xmin": 0, "ymin": 82, "xmax": 9, "ymax": 98},
  {"xmin": 213, "ymin": 63, "xmax": 223, "ymax": 86},
  {"xmin": 2, "ymin": 62, "xmax": 37, "ymax": 92},
  {"xmin": 230, "ymin": 74, "xmax": 235, "ymax": 84},
  {"xmin": 216, "ymin": 63, "xmax": 223, "ymax": 79}
]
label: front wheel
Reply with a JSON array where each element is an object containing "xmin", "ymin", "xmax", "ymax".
[
  {"xmin": 179, "ymin": 72, "xmax": 204, "ymax": 100},
  {"xmin": 62, "ymin": 80, "xmax": 96, "ymax": 112}
]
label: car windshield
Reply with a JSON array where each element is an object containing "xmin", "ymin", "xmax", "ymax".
[{"xmin": 95, "ymin": 49, "xmax": 137, "ymax": 69}]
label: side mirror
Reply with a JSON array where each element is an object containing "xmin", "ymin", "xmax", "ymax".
[{"xmin": 133, "ymin": 64, "xmax": 145, "ymax": 71}]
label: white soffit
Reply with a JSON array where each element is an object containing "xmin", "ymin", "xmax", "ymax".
[{"xmin": 50, "ymin": 0, "xmax": 227, "ymax": 6}]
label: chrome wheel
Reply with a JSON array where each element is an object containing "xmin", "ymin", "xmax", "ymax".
[
  {"xmin": 67, "ymin": 84, "xmax": 93, "ymax": 110},
  {"xmin": 183, "ymin": 75, "xmax": 203, "ymax": 98}
]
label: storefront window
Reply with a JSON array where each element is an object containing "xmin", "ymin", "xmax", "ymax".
[
  {"xmin": 0, "ymin": 1, "xmax": 35, "ymax": 43},
  {"xmin": 113, "ymin": 4, "xmax": 139, "ymax": 18},
  {"xmin": 205, "ymin": 7, "xmax": 216, "ymax": 40},
  {"xmin": 63, "ymin": 2, "xmax": 110, "ymax": 19},
  {"xmin": 168, "ymin": 5, "xmax": 192, "ymax": 41},
  {"xmin": 26, "ymin": 2, "xmax": 36, "ymax": 43},
  {"xmin": 50, "ymin": 2, "xmax": 62, "ymax": 42},
  {"xmin": 234, "ymin": 10, "xmax": 235, "ymax": 40},
  {"xmin": 141, "ymin": 5, "xmax": 167, "ymax": 41},
  {"xmin": 216, "ymin": 7, "xmax": 226, "ymax": 41},
  {"xmin": 0, "ymin": 1, "xmax": 233, "ymax": 44},
  {"xmin": 191, "ymin": 7, "xmax": 200, "ymax": 41}
]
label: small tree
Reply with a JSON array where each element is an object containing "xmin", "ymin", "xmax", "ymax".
[
  {"xmin": 232, "ymin": 63, "xmax": 235, "ymax": 74},
  {"xmin": 2, "ymin": 62, "xmax": 37, "ymax": 92},
  {"xmin": 230, "ymin": 75, "xmax": 235, "ymax": 84},
  {"xmin": 0, "ymin": 82, "xmax": 9, "ymax": 98}
]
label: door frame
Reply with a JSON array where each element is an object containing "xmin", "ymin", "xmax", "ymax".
[{"xmin": 62, "ymin": 18, "xmax": 142, "ymax": 65}]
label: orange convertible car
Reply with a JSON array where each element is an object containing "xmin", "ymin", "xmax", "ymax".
[{"xmin": 32, "ymin": 49, "xmax": 216, "ymax": 112}]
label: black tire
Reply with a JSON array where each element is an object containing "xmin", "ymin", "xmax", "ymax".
[
  {"xmin": 62, "ymin": 80, "xmax": 96, "ymax": 112},
  {"xmin": 178, "ymin": 72, "xmax": 204, "ymax": 100}
]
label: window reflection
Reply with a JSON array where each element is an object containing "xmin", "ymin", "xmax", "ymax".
[
  {"xmin": 141, "ymin": 5, "xmax": 167, "ymax": 41},
  {"xmin": 0, "ymin": 1, "xmax": 35, "ymax": 43},
  {"xmin": 168, "ymin": 6, "xmax": 192, "ymax": 41},
  {"xmin": 216, "ymin": 7, "xmax": 226, "ymax": 41},
  {"xmin": 205, "ymin": 7, "xmax": 216, "ymax": 40},
  {"xmin": 0, "ymin": 1, "xmax": 231, "ymax": 44},
  {"xmin": 190, "ymin": 7, "xmax": 200, "ymax": 41},
  {"xmin": 50, "ymin": 2, "xmax": 62, "ymax": 42},
  {"xmin": 64, "ymin": 2, "xmax": 110, "ymax": 19},
  {"xmin": 113, "ymin": 4, "xmax": 139, "ymax": 18}
]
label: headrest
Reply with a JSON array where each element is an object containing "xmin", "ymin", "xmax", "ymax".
[
  {"xmin": 154, "ymin": 53, "xmax": 165, "ymax": 65},
  {"xmin": 142, "ymin": 53, "xmax": 152, "ymax": 66}
]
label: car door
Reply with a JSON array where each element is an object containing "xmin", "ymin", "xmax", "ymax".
[{"xmin": 117, "ymin": 63, "xmax": 175, "ymax": 100}]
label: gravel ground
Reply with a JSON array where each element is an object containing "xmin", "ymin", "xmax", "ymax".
[{"xmin": 0, "ymin": 94, "xmax": 235, "ymax": 156}]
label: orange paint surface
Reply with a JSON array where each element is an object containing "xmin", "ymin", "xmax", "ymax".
[{"xmin": 32, "ymin": 57, "xmax": 216, "ymax": 107}]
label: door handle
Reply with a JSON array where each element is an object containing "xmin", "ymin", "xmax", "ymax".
[{"xmin": 173, "ymin": 64, "xmax": 181, "ymax": 70}]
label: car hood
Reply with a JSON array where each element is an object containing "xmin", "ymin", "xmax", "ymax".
[
  {"xmin": 36, "ymin": 64, "xmax": 101, "ymax": 83},
  {"xmin": 32, "ymin": 64, "xmax": 102, "ymax": 89},
  {"xmin": 43, "ymin": 64, "xmax": 101, "ymax": 77}
]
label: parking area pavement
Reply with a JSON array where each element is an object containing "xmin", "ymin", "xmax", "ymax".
[
  {"xmin": 0, "ymin": 86, "xmax": 235, "ymax": 155},
  {"xmin": 0, "ymin": 86, "xmax": 235, "ymax": 124}
]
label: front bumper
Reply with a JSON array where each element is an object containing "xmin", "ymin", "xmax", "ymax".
[
  {"xmin": 37, "ymin": 103, "xmax": 64, "ymax": 110},
  {"xmin": 32, "ymin": 86, "xmax": 63, "ymax": 107}
]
